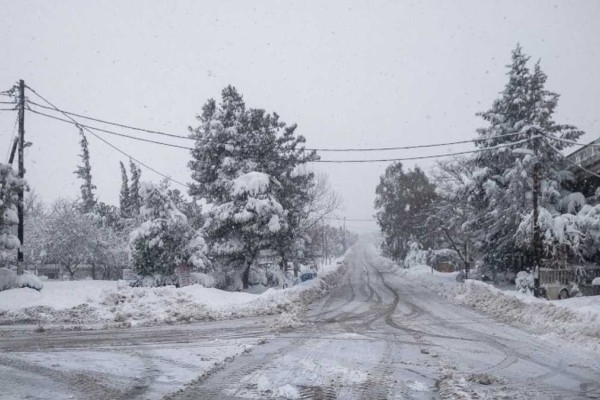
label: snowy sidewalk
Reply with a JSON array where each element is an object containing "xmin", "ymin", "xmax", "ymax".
[
  {"xmin": 399, "ymin": 265, "xmax": 600, "ymax": 352},
  {"xmin": 0, "ymin": 261, "xmax": 345, "ymax": 329}
]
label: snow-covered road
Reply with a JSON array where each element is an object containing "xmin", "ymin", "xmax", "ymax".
[{"xmin": 2, "ymin": 243, "xmax": 599, "ymax": 399}]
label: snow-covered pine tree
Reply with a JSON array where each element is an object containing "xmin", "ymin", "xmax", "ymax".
[
  {"xmin": 74, "ymin": 129, "xmax": 97, "ymax": 213},
  {"xmin": 374, "ymin": 162, "xmax": 437, "ymax": 260},
  {"xmin": 0, "ymin": 163, "xmax": 26, "ymax": 251},
  {"xmin": 119, "ymin": 161, "xmax": 131, "ymax": 218},
  {"xmin": 466, "ymin": 45, "xmax": 583, "ymax": 260},
  {"xmin": 129, "ymin": 160, "xmax": 142, "ymax": 216},
  {"xmin": 203, "ymin": 171, "xmax": 287, "ymax": 288},
  {"xmin": 189, "ymin": 86, "xmax": 314, "ymax": 287},
  {"xmin": 129, "ymin": 182, "xmax": 208, "ymax": 278},
  {"xmin": 247, "ymin": 110, "xmax": 318, "ymax": 275}
]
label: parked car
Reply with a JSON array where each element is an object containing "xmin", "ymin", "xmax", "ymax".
[
  {"xmin": 540, "ymin": 266, "xmax": 600, "ymax": 300},
  {"xmin": 300, "ymin": 272, "xmax": 317, "ymax": 282}
]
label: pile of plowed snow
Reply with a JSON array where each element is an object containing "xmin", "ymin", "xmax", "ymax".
[
  {"xmin": 0, "ymin": 261, "xmax": 345, "ymax": 328},
  {"xmin": 400, "ymin": 265, "xmax": 600, "ymax": 351}
]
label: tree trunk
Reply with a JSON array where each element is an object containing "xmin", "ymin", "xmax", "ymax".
[{"xmin": 242, "ymin": 261, "xmax": 251, "ymax": 289}]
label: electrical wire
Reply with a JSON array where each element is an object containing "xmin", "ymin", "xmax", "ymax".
[
  {"xmin": 311, "ymin": 138, "xmax": 535, "ymax": 163},
  {"xmin": 27, "ymin": 108, "xmax": 195, "ymax": 150},
  {"xmin": 28, "ymin": 101, "xmax": 536, "ymax": 163},
  {"xmin": 306, "ymin": 131, "xmax": 525, "ymax": 152},
  {"xmin": 325, "ymin": 216, "xmax": 377, "ymax": 222},
  {"xmin": 542, "ymin": 134, "xmax": 600, "ymax": 149},
  {"xmin": 27, "ymin": 99, "xmax": 190, "ymax": 140},
  {"xmin": 25, "ymin": 85, "xmax": 189, "ymax": 188},
  {"xmin": 26, "ymin": 96, "xmax": 526, "ymax": 152},
  {"xmin": 29, "ymin": 103, "xmax": 537, "ymax": 163},
  {"xmin": 542, "ymin": 136, "xmax": 600, "ymax": 180}
]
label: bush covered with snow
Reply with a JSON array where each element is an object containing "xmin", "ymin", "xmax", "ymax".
[
  {"xmin": 515, "ymin": 270, "xmax": 534, "ymax": 294},
  {"xmin": 129, "ymin": 182, "xmax": 209, "ymax": 278},
  {"xmin": 190, "ymin": 272, "xmax": 217, "ymax": 288},
  {"xmin": 16, "ymin": 272, "xmax": 43, "ymax": 291},
  {"xmin": 0, "ymin": 268, "xmax": 43, "ymax": 292},
  {"xmin": 403, "ymin": 241, "xmax": 428, "ymax": 268}
]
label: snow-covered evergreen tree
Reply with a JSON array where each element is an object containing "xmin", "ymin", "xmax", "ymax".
[
  {"xmin": 163, "ymin": 183, "xmax": 204, "ymax": 230},
  {"xmin": 129, "ymin": 182, "xmax": 208, "ymax": 278},
  {"xmin": 374, "ymin": 162, "xmax": 437, "ymax": 260},
  {"xmin": 465, "ymin": 45, "xmax": 583, "ymax": 260},
  {"xmin": 188, "ymin": 86, "xmax": 317, "ymax": 287},
  {"xmin": 203, "ymin": 171, "xmax": 287, "ymax": 288},
  {"xmin": 74, "ymin": 129, "xmax": 97, "ymax": 213},
  {"xmin": 0, "ymin": 163, "xmax": 26, "ymax": 251},
  {"xmin": 129, "ymin": 160, "xmax": 142, "ymax": 216},
  {"xmin": 119, "ymin": 161, "xmax": 131, "ymax": 218}
]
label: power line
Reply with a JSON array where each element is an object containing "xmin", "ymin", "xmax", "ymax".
[
  {"xmin": 27, "ymin": 108, "xmax": 195, "ymax": 150},
  {"xmin": 325, "ymin": 217, "xmax": 376, "ymax": 222},
  {"xmin": 26, "ymin": 96, "xmax": 526, "ymax": 152},
  {"xmin": 25, "ymin": 85, "xmax": 188, "ymax": 188},
  {"xmin": 542, "ymin": 136, "xmax": 600, "ymax": 180},
  {"xmin": 307, "ymin": 132, "xmax": 525, "ymax": 152},
  {"xmin": 542, "ymin": 134, "xmax": 600, "ymax": 149},
  {"xmin": 29, "ymin": 100, "xmax": 536, "ymax": 163},
  {"xmin": 27, "ymin": 99, "xmax": 190, "ymax": 140},
  {"xmin": 311, "ymin": 138, "xmax": 535, "ymax": 163}
]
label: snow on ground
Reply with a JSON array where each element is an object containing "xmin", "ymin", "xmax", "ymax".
[
  {"xmin": 0, "ymin": 260, "xmax": 345, "ymax": 328},
  {"xmin": 1, "ymin": 337, "xmax": 258, "ymax": 400},
  {"xmin": 400, "ymin": 265, "xmax": 600, "ymax": 351}
]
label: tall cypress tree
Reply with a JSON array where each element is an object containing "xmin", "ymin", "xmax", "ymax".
[
  {"xmin": 74, "ymin": 129, "xmax": 96, "ymax": 213},
  {"xmin": 119, "ymin": 161, "xmax": 130, "ymax": 218},
  {"xmin": 129, "ymin": 160, "xmax": 142, "ymax": 215}
]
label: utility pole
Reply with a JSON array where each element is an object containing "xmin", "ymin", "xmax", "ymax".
[
  {"xmin": 532, "ymin": 129, "xmax": 542, "ymax": 296},
  {"xmin": 324, "ymin": 226, "xmax": 328, "ymax": 265},
  {"xmin": 8, "ymin": 137, "xmax": 18, "ymax": 165},
  {"xmin": 342, "ymin": 217, "xmax": 346, "ymax": 252},
  {"xmin": 321, "ymin": 226, "xmax": 325, "ymax": 269},
  {"xmin": 17, "ymin": 79, "xmax": 25, "ymax": 275}
]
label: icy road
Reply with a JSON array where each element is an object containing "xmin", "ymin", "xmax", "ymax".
[{"xmin": 1, "ymin": 243, "xmax": 599, "ymax": 399}]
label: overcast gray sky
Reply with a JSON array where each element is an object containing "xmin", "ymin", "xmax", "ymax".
[{"xmin": 1, "ymin": 0, "xmax": 599, "ymax": 233}]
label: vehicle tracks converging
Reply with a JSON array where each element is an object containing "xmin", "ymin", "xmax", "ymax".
[{"xmin": 2, "ymin": 243, "xmax": 600, "ymax": 399}]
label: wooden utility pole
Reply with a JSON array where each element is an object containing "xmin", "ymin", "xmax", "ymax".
[
  {"xmin": 342, "ymin": 217, "xmax": 346, "ymax": 252},
  {"xmin": 321, "ymin": 226, "xmax": 325, "ymax": 268},
  {"xmin": 8, "ymin": 137, "xmax": 18, "ymax": 165},
  {"xmin": 532, "ymin": 130, "xmax": 542, "ymax": 296},
  {"xmin": 17, "ymin": 79, "xmax": 25, "ymax": 275},
  {"xmin": 324, "ymin": 226, "xmax": 328, "ymax": 265}
]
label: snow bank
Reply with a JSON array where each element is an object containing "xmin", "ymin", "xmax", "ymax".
[
  {"xmin": 0, "ymin": 268, "xmax": 43, "ymax": 292},
  {"xmin": 400, "ymin": 265, "xmax": 600, "ymax": 351},
  {"xmin": 0, "ymin": 260, "xmax": 346, "ymax": 327}
]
